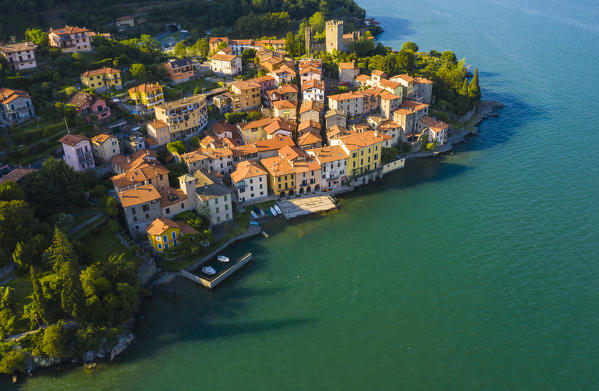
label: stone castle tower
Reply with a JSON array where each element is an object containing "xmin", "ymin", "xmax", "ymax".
[
  {"xmin": 326, "ymin": 20, "xmax": 345, "ymax": 54},
  {"xmin": 305, "ymin": 26, "xmax": 313, "ymax": 55}
]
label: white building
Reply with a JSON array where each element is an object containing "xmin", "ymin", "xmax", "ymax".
[
  {"xmin": 230, "ymin": 160, "xmax": 269, "ymax": 203},
  {"xmin": 209, "ymin": 52, "xmax": 242, "ymax": 76},
  {"xmin": 0, "ymin": 42, "xmax": 37, "ymax": 71}
]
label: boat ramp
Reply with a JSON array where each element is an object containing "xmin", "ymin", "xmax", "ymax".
[
  {"xmin": 276, "ymin": 196, "xmax": 338, "ymax": 220},
  {"xmin": 180, "ymin": 252, "xmax": 253, "ymax": 289}
]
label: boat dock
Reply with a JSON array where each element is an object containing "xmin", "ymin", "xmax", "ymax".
[
  {"xmin": 277, "ymin": 196, "xmax": 338, "ymax": 220},
  {"xmin": 180, "ymin": 252, "xmax": 253, "ymax": 289}
]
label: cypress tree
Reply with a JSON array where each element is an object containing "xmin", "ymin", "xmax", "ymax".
[
  {"xmin": 459, "ymin": 78, "xmax": 469, "ymax": 97},
  {"xmin": 30, "ymin": 266, "xmax": 49, "ymax": 325},
  {"xmin": 59, "ymin": 260, "xmax": 85, "ymax": 320},
  {"xmin": 468, "ymin": 68, "xmax": 481, "ymax": 101},
  {"xmin": 47, "ymin": 227, "xmax": 77, "ymax": 273}
]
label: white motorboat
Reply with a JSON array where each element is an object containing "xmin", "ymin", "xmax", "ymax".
[
  {"xmin": 270, "ymin": 206, "xmax": 278, "ymax": 216},
  {"xmin": 250, "ymin": 210, "xmax": 258, "ymax": 219},
  {"xmin": 274, "ymin": 205, "xmax": 282, "ymax": 215},
  {"xmin": 202, "ymin": 266, "xmax": 216, "ymax": 275},
  {"xmin": 259, "ymin": 209, "xmax": 266, "ymax": 216},
  {"xmin": 217, "ymin": 255, "xmax": 230, "ymax": 263}
]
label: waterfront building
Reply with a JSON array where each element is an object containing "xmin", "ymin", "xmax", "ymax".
[
  {"xmin": 81, "ymin": 67, "xmax": 122, "ymax": 92},
  {"xmin": 393, "ymin": 100, "xmax": 429, "ymax": 136},
  {"xmin": 118, "ymin": 184, "xmax": 162, "ymax": 236},
  {"xmin": 230, "ymin": 160, "xmax": 269, "ymax": 203},
  {"xmin": 330, "ymin": 130, "xmax": 390, "ymax": 178},
  {"xmin": 307, "ymin": 145, "xmax": 349, "ymax": 190},
  {"xmin": 420, "ymin": 116, "xmax": 449, "ymax": 146},
  {"xmin": 194, "ymin": 171, "xmax": 233, "ymax": 225},
  {"xmin": 58, "ymin": 134, "xmax": 95, "ymax": 171},
  {"xmin": 146, "ymin": 217, "xmax": 198, "ymax": 252}
]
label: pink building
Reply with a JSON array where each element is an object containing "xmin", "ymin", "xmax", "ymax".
[
  {"xmin": 68, "ymin": 92, "xmax": 111, "ymax": 121},
  {"xmin": 58, "ymin": 134, "xmax": 95, "ymax": 171}
]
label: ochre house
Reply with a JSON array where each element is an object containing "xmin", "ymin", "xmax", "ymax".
[
  {"xmin": 81, "ymin": 67, "xmax": 122, "ymax": 92},
  {"xmin": 146, "ymin": 217, "xmax": 198, "ymax": 252},
  {"xmin": 128, "ymin": 83, "xmax": 165, "ymax": 109}
]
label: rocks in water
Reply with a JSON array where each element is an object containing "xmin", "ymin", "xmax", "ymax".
[
  {"xmin": 110, "ymin": 332, "xmax": 135, "ymax": 361},
  {"xmin": 31, "ymin": 355, "xmax": 62, "ymax": 369}
]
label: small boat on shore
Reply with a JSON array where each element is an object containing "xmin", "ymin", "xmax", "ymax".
[
  {"xmin": 270, "ymin": 206, "xmax": 278, "ymax": 216},
  {"xmin": 250, "ymin": 210, "xmax": 258, "ymax": 219},
  {"xmin": 274, "ymin": 205, "xmax": 282, "ymax": 215},
  {"xmin": 202, "ymin": 266, "xmax": 216, "ymax": 275},
  {"xmin": 217, "ymin": 255, "xmax": 230, "ymax": 263},
  {"xmin": 259, "ymin": 209, "xmax": 266, "ymax": 217},
  {"xmin": 266, "ymin": 208, "xmax": 273, "ymax": 216}
]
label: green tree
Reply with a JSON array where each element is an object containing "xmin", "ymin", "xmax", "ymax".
[
  {"xmin": 468, "ymin": 68, "xmax": 481, "ymax": 101},
  {"xmin": 46, "ymin": 227, "xmax": 77, "ymax": 272},
  {"xmin": 59, "ymin": 259, "xmax": 85, "ymax": 319},
  {"xmin": 225, "ymin": 111, "xmax": 247, "ymax": 124},
  {"xmin": 0, "ymin": 350, "xmax": 27, "ymax": 375},
  {"xmin": 30, "ymin": 267, "xmax": 49, "ymax": 325},
  {"xmin": 130, "ymin": 63, "xmax": 148, "ymax": 80},
  {"xmin": 189, "ymin": 136, "xmax": 200, "ymax": 149},
  {"xmin": 173, "ymin": 41, "xmax": 189, "ymax": 58},
  {"xmin": 105, "ymin": 197, "xmax": 118, "ymax": 218},
  {"xmin": 0, "ymin": 200, "xmax": 36, "ymax": 261},
  {"xmin": 166, "ymin": 140, "xmax": 186, "ymax": 155},
  {"xmin": 25, "ymin": 28, "xmax": 48, "ymax": 47},
  {"xmin": 401, "ymin": 41, "xmax": 418, "ymax": 52},
  {"xmin": 381, "ymin": 147, "xmax": 399, "ymax": 165},
  {"xmin": 395, "ymin": 49, "xmax": 415, "ymax": 72},
  {"xmin": 309, "ymin": 11, "xmax": 326, "ymax": 33},
  {"xmin": 0, "ymin": 180, "xmax": 25, "ymax": 201},
  {"xmin": 12, "ymin": 235, "xmax": 47, "ymax": 272},
  {"xmin": 20, "ymin": 158, "xmax": 85, "ymax": 219},
  {"xmin": 40, "ymin": 321, "xmax": 70, "ymax": 358},
  {"xmin": 459, "ymin": 78, "xmax": 469, "ymax": 96},
  {"xmin": 191, "ymin": 38, "xmax": 209, "ymax": 57}
]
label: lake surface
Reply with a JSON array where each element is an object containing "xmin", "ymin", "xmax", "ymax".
[{"xmin": 9, "ymin": 0, "xmax": 599, "ymax": 389}]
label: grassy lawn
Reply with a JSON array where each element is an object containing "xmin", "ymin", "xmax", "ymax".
[
  {"xmin": 164, "ymin": 86, "xmax": 184, "ymax": 101},
  {"xmin": 10, "ymin": 118, "xmax": 63, "ymax": 136},
  {"xmin": 72, "ymin": 208, "xmax": 101, "ymax": 227},
  {"xmin": 5, "ymin": 275, "xmax": 33, "ymax": 317},
  {"xmin": 77, "ymin": 221, "xmax": 129, "ymax": 261},
  {"xmin": 174, "ymin": 78, "xmax": 220, "ymax": 93},
  {"xmin": 157, "ymin": 200, "xmax": 275, "ymax": 271}
]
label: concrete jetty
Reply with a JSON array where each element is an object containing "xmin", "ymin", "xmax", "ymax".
[
  {"xmin": 277, "ymin": 196, "xmax": 337, "ymax": 219},
  {"xmin": 180, "ymin": 252, "xmax": 253, "ymax": 289}
]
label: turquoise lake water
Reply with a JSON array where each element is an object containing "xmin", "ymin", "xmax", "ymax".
[{"xmin": 6, "ymin": 0, "xmax": 599, "ymax": 389}]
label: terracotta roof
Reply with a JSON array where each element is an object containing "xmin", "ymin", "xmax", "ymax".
[
  {"xmin": 0, "ymin": 168, "xmax": 36, "ymax": 183},
  {"xmin": 58, "ymin": 134, "xmax": 89, "ymax": 147},
  {"xmin": 338, "ymin": 62, "xmax": 356, "ymax": 70},
  {"xmin": 306, "ymin": 145, "xmax": 348, "ymax": 163},
  {"xmin": 299, "ymin": 100, "xmax": 324, "ymax": 114},
  {"xmin": 209, "ymin": 37, "xmax": 229, "ymax": 44},
  {"xmin": 372, "ymin": 70, "xmax": 386, "ymax": 77},
  {"xmin": 210, "ymin": 121, "xmax": 237, "ymax": 135},
  {"xmin": 299, "ymin": 66, "xmax": 322, "ymax": 75},
  {"xmin": 380, "ymin": 91, "xmax": 401, "ymax": 101},
  {"xmin": 253, "ymin": 135, "xmax": 296, "ymax": 152},
  {"xmin": 238, "ymin": 118, "xmax": 275, "ymax": 131},
  {"xmin": 146, "ymin": 217, "xmax": 198, "ymax": 236},
  {"xmin": 81, "ymin": 67, "xmax": 120, "ymax": 77},
  {"xmin": 128, "ymin": 83, "xmax": 163, "ymax": 94},
  {"xmin": 380, "ymin": 79, "xmax": 401, "ymax": 90},
  {"xmin": 118, "ymin": 184, "xmax": 161, "ymax": 208},
  {"xmin": 378, "ymin": 120, "xmax": 401, "ymax": 131},
  {"xmin": 279, "ymin": 145, "xmax": 307, "ymax": 161},
  {"xmin": 273, "ymin": 100, "xmax": 296, "ymax": 110},
  {"xmin": 0, "ymin": 42, "xmax": 36, "ymax": 53},
  {"xmin": 0, "ymin": 88, "xmax": 30, "ymax": 105},
  {"xmin": 326, "ymin": 126, "xmax": 352, "ymax": 139},
  {"xmin": 111, "ymin": 161, "xmax": 169, "ymax": 189},
  {"xmin": 158, "ymin": 187, "xmax": 188, "ymax": 208},
  {"xmin": 181, "ymin": 149, "xmax": 209, "ymax": 163},
  {"xmin": 337, "ymin": 130, "xmax": 390, "ymax": 151},
  {"xmin": 391, "ymin": 74, "xmax": 415, "ymax": 83},
  {"xmin": 49, "ymin": 26, "xmax": 91, "ymax": 35},
  {"xmin": 298, "ymin": 120, "xmax": 321, "ymax": 132},
  {"xmin": 231, "ymin": 80, "xmax": 260, "ymax": 91},
  {"xmin": 302, "ymin": 79, "xmax": 325, "ymax": 91},
  {"xmin": 325, "ymin": 109, "xmax": 345, "ymax": 118},
  {"xmin": 359, "ymin": 87, "xmax": 385, "ymax": 97},
  {"xmin": 67, "ymin": 91, "xmax": 100, "ymax": 108},
  {"xmin": 147, "ymin": 120, "xmax": 168, "ymax": 130},
  {"xmin": 260, "ymin": 155, "xmax": 294, "ymax": 176},
  {"xmin": 252, "ymin": 75, "xmax": 275, "ymax": 83},
  {"xmin": 277, "ymin": 84, "xmax": 298, "ymax": 94},
  {"xmin": 297, "ymin": 131, "xmax": 322, "ymax": 146},
  {"xmin": 230, "ymin": 160, "xmax": 268, "ymax": 183},
  {"xmin": 414, "ymin": 77, "xmax": 433, "ymax": 84},
  {"xmin": 398, "ymin": 100, "xmax": 429, "ymax": 112},
  {"xmin": 210, "ymin": 53, "xmax": 237, "ymax": 62},
  {"xmin": 264, "ymin": 118, "xmax": 294, "ymax": 135},
  {"xmin": 420, "ymin": 116, "xmax": 449, "ymax": 133},
  {"xmin": 355, "ymin": 74, "xmax": 370, "ymax": 84},
  {"xmin": 91, "ymin": 133, "xmax": 113, "ymax": 145},
  {"xmin": 327, "ymin": 91, "xmax": 363, "ymax": 101}
]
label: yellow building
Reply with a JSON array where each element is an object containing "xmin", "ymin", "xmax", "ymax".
[
  {"xmin": 154, "ymin": 95, "xmax": 208, "ymax": 141},
  {"xmin": 260, "ymin": 155, "xmax": 296, "ymax": 197},
  {"xmin": 230, "ymin": 80, "xmax": 261, "ymax": 111},
  {"xmin": 81, "ymin": 67, "xmax": 122, "ymax": 92},
  {"xmin": 146, "ymin": 217, "xmax": 198, "ymax": 252},
  {"xmin": 128, "ymin": 83, "xmax": 164, "ymax": 109},
  {"xmin": 91, "ymin": 133, "xmax": 120, "ymax": 162},
  {"xmin": 330, "ymin": 130, "xmax": 390, "ymax": 177}
]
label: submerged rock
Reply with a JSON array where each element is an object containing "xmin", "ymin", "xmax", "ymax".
[{"xmin": 110, "ymin": 332, "xmax": 135, "ymax": 361}]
